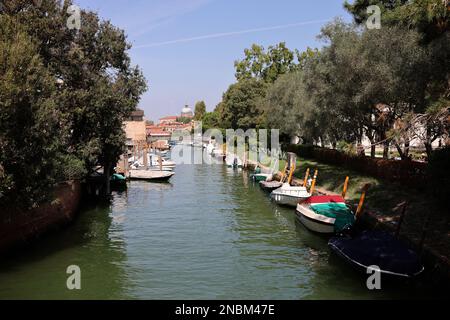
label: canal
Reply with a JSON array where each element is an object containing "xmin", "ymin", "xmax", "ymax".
[{"xmin": 0, "ymin": 158, "xmax": 438, "ymax": 299}]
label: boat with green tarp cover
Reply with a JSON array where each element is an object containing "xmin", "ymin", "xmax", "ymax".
[{"xmin": 296, "ymin": 195, "xmax": 355, "ymax": 234}]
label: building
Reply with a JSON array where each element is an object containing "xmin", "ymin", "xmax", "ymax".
[
  {"xmin": 124, "ymin": 108, "xmax": 147, "ymax": 154},
  {"xmin": 159, "ymin": 116, "xmax": 178, "ymax": 125},
  {"xmin": 128, "ymin": 109, "xmax": 145, "ymax": 121}
]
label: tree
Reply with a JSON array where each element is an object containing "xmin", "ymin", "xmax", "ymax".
[
  {"xmin": 344, "ymin": 0, "xmax": 450, "ymax": 41},
  {"xmin": 219, "ymin": 79, "xmax": 267, "ymax": 130},
  {"xmin": 1, "ymin": 0, "xmax": 147, "ymax": 205},
  {"xmin": 234, "ymin": 42, "xmax": 299, "ymax": 83},
  {"xmin": 0, "ymin": 15, "xmax": 71, "ymax": 207},
  {"xmin": 202, "ymin": 110, "xmax": 220, "ymax": 132},
  {"xmin": 194, "ymin": 101, "xmax": 206, "ymax": 120}
]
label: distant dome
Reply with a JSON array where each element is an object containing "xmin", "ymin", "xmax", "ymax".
[{"xmin": 182, "ymin": 105, "xmax": 192, "ymax": 113}]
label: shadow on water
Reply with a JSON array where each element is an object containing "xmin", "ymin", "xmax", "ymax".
[{"xmin": 0, "ymin": 196, "xmax": 131, "ymax": 299}]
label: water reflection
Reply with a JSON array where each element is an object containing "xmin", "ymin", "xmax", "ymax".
[{"xmin": 0, "ymin": 200, "xmax": 130, "ymax": 299}]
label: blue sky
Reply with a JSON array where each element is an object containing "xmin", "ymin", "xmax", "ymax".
[{"xmin": 76, "ymin": 0, "xmax": 352, "ymax": 121}]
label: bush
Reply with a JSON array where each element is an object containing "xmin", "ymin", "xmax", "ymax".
[
  {"xmin": 428, "ymin": 147, "xmax": 450, "ymax": 209},
  {"xmin": 336, "ymin": 140, "xmax": 356, "ymax": 155},
  {"xmin": 286, "ymin": 144, "xmax": 428, "ymax": 188},
  {"xmin": 55, "ymin": 155, "xmax": 88, "ymax": 182}
]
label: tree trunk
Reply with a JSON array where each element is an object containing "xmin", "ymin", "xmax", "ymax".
[
  {"xmin": 383, "ymin": 141, "xmax": 390, "ymax": 159},
  {"xmin": 367, "ymin": 129, "xmax": 376, "ymax": 158},
  {"xmin": 394, "ymin": 142, "xmax": 406, "ymax": 160},
  {"xmin": 104, "ymin": 161, "xmax": 111, "ymax": 196},
  {"xmin": 404, "ymin": 138, "xmax": 410, "ymax": 159},
  {"xmin": 424, "ymin": 142, "xmax": 433, "ymax": 159}
]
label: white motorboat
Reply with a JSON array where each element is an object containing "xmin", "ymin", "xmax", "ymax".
[
  {"xmin": 147, "ymin": 154, "xmax": 176, "ymax": 168},
  {"xmin": 270, "ymin": 169, "xmax": 318, "ymax": 207},
  {"xmin": 270, "ymin": 183, "xmax": 312, "ymax": 207}
]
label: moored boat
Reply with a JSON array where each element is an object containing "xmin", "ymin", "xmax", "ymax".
[
  {"xmin": 328, "ymin": 230, "xmax": 424, "ymax": 278},
  {"xmin": 128, "ymin": 169, "xmax": 175, "ymax": 182},
  {"xmin": 296, "ymin": 180, "xmax": 367, "ymax": 234},
  {"xmin": 251, "ymin": 160, "xmax": 279, "ymax": 182},
  {"xmin": 110, "ymin": 173, "xmax": 127, "ymax": 189},
  {"xmin": 270, "ymin": 167, "xmax": 317, "ymax": 207},
  {"xmin": 260, "ymin": 163, "xmax": 288, "ymax": 191}
]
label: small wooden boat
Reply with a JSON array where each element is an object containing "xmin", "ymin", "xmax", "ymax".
[
  {"xmin": 128, "ymin": 169, "xmax": 174, "ymax": 182},
  {"xmin": 296, "ymin": 179, "xmax": 367, "ymax": 234},
  {"xmin": 270, "ymin": 167, "xmax": 317, "ymax": 207},
  {"xmin": 251, "ymin": 160, "xmax": 278, "ymax": 182},
  {"xmin": 260, "ymin": 163, "xmax": 288, "ymax": 191},
  {"xmin": 328, "ymin": 230, "xmax": 424, "ymax": 278},
  {"xmin": 110, "ymin": 173, "xmax": 127, "ymax": 189}
]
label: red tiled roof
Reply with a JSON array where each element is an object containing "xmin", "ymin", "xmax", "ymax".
[{"xmin": 159, "ymin": 116, "xmax": 178, "ymax": 120}]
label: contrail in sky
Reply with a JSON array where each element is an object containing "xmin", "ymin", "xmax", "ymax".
[{"xmin": 133, "ymin": 18, "xmax": 332, "ymax": 49}]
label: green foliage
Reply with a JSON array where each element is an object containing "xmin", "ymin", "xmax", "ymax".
[
  {"xmin": 336, "ymin": 141, "xmax": 357, "ymax": 155},
  {"xmin": 0, "ymin": 1, "xmax": 147, "ymax": 208},
  {"xmin": 234, "ymin": 42, "xmax": 300, "ymax": 83},
  {"xmin": 219, "ymin": 79, "xmax": 267, "ymax": 130},
  {"xmin": 344, "ymin": 0, "xmax": 450, "ymax": 41},
  {"xmin": 0, "ymin": 15, "xmax": 64, "ymax": 207},
  {"xmin": 194, "ymin": 101, "xmax": 206, "ymax": 121},
  {"xmin": 428, "ymin": 146, "xmax": 450, "ymax": 209},
  {"xmin": 201, "ymin": 110, "xmax": 220, "ymax": 132},
  {"xmin": 177, "ymin": 117, "xmax": 192, "ymax": 124}
]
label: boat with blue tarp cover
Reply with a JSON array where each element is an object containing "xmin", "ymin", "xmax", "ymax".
[{"xmin": 328, "ymin": 230, "xmax": 424, "ymax": 278}]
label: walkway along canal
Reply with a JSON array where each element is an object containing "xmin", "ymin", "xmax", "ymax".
[{"xmin": 0, "ymin": 158, "xmax": 444, "ymax": 299}]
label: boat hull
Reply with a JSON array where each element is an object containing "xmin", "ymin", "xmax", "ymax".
[
  {"xmin": 260, "ymin": 181, "xmax": 282, "ymax": 192},
  {"xmin": 271, "ymin": 193, "xmax": 305, "ymax": 207},
  {"xmin": 252, "ymin": 174, "xmax": 271, "ymax": 182},
  {"xmin": 295, "ymin": 207, "xmax": 335, "ymax": 234},
  {"xmin": 128, "ymin": 170, "xmax": 175, "ymax": 182}
]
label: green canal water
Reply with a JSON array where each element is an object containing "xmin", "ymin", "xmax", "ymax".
[{"xmin": 0, "ymin": 160, "xmax": 440, "ymax": 299}]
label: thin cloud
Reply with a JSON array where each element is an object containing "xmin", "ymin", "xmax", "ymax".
[{"xmin": 133, "ymin": 18, "xmax": 332, "ymax": 49}]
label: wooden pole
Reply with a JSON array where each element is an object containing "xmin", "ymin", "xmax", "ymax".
[
  {"xmin": 342, "ymin": 176, "xmax": 350, "ymax": 199},
  {"xmin": 143, "ymin": 146, "xmax": 148, "ymax": 168},
  {"xmin": 395, "ymin": 201, "xmax": 408, "ymax": 238},
  {"xmin": 355, "ymin": 184, "xmax": 370, "ymax": 220},
  {"xmin": 280, "ymin": 164, "xmax": 288, "ymax": 182},
  {"xmin": 287, "ymin": 163, "xmax": 296, "ymax": 185},
  {"xmin": 309, "ymin": 170, "xmax": 318, "ymax": 194},
  {"xmin": 303, "ymin": 168, "xmax": 310, "ymax": 187}
]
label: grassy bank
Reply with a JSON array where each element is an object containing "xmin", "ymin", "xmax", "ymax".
[{"xmin": 279, "ymin": 157, "xmax": 449, "ymax": 260}]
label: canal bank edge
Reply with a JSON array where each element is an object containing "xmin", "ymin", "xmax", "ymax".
[
  {"xmin": 0, "ymin": 180, "xmax": 82, "ymax": 255},
  {"xmin": 245, "ymin": 160, "xmax": 450, "ymax": 288}
]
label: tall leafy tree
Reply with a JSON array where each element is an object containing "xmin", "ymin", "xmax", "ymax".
[
  {"xmin": 219, "ymin": 79, "xmax": 267, "ymax": 130},
  {"xmin": 0, "ymin": 15, "xmax": 69, "ymax": 207},
  {"xmin": 1, "ymin": 0, "xmax": 147, "ymax": 204},
  {"xmin": 194, "ymin": 101, "xmax": 206, "ymax": 121},
  {"xmin": 234, "ymin": 42, "xmax": 298, "ymax": 83}
]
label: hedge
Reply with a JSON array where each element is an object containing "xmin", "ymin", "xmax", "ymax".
[{"xmin": 287, "ymin": 144, "xmax": 427, "ymax": 188}]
